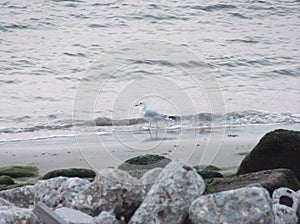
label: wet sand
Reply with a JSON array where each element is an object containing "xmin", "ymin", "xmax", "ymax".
[{"xmin": 0, "ymin": 124, "xmax": 299, "ymax": 175}]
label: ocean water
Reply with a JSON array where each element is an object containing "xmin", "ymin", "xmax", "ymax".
[{"xmin": 0, "ymin": 0, "xmax": 300, "ymax": 141}]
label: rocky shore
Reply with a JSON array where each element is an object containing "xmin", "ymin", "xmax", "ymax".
[{"xmin": 0, "ymin": 129, "xmax": 299, "ymax": 223}]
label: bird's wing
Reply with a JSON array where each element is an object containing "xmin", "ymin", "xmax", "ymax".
[{"xmin": 143, "ymin": 109, "xmax": 167, "ymax": 119}]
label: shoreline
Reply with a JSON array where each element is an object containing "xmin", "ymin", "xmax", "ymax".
[{"xmin": 0, "ymin": 123, "xmax": 299, "ymax": 175}]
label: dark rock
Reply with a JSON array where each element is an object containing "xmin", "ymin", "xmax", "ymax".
[
  {"xmin": 237, "ymin": 129, "xmax": 300, "ymax": 181},
  {"xmin": 42, "ymin": 168, "xmax": 96, "ymax": 180},
  {"xmin": 118, "ymin": 154, "xmax": 171, "ymax": 178},
  {"xmin": 0, "ymin": 175, "xmax": 15, "ymax": 185},
  {"xmin": 197, "ymin": 170, "xmax": 223, "ymax": 179},
  {"xmin": 0, "ymin": 166, "xmax": 38, "ymax": 178},
  {"xmin": 206, "ymin": 168, "xmax": 300, "ymax": 195},
  {"xmin": 194, "ymin": 165, "xmax": 223, "ymax": 179}
]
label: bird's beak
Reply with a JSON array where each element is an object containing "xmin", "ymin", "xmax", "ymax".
[{"xmin": 135, "ymin": 104, "xmax": 139, "ymax": 107}]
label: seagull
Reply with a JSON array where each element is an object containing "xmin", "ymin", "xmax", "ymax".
[{"xmin": 135, "ymin": 101, "xmax": 173, "ymax": 127}]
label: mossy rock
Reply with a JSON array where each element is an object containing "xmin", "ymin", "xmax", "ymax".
[
  {"xmin": 237, "ymin": 129, "xmax": 300, "ymax": 181},
  {"xmin": 42, "ymin": 168, "xmax": 96, "ymax": 180},
  {"xmin": 194, "ymin": 165, "xmax": 222, "ymax": 172},
  {"xmin": 0, "ymin": 166, "xmax": 38, "ymax": 178},
  {"xmin": 197, "ymin": 170, "xmax": 223, "ymax": 179},
  {"xmin": 0, "ymin": 175, "xmax": 15, "ymax": 185},
  {"xmin": 118, "ymin": 154, "xmax": 171, "ymax": 172}
]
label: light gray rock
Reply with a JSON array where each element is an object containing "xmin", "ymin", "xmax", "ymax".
[
  {"xmin": 54, "ymin": 207, "xmax": 94, "ymax": 224},
  {"xmin": 0, "ymin": 185, "xmax": 34, "ymax": 208},
  {"xmin": 272, "ymin": 187, "xmax": 298, "ymax": 224},
  {"xmin": 189, "ymin": 186, "xmax": 274, "ymax": 224},
  {"xmin": 34, "ymin": 177, "xmax": 90, "ymax": 208},
  {"xmin": 72, "ymin": 168, "xmax": 142, "ymax": 219},
  {"xmin": 140, "ymin": 168, "xmax": 163, "ymax": 197},
  {"xmin": 297, "ymin": 190, "xmax": 300, "ymax": 223},
  {"xmin": 93, "ymin": 211, "xmax": 125, "ymax": 224},
  {"xmin": 129, "ymin": 159, "xmax": 205, "ymax": 224},
  {"xmin": 0, "ymin": 205, "xmax": 32, "ymax": 224},
  {"xmin": 0, "ymin": 198, "xmax": 14, "ymax": 207}
]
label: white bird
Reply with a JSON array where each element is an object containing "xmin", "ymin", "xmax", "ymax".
[{"xmin": 135, "ymin": 101, "xmax": 173, "ymax": 127}]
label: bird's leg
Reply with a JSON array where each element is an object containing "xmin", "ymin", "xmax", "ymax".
[{"xmin": 147, "ymin": 120, "xmax": 152, "ymax": 136}]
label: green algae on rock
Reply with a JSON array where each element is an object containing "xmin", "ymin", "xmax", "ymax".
[
  {"xmin": 0, "ymin": 166, "xmax": 38, "ymax": 178},
  {"xmin": 0, "ymin": 175, "xmax": 15, "ymax": 185},
  {"xmin": 42, "ymin": 168, "xmax": 96, "ymax": 180}
]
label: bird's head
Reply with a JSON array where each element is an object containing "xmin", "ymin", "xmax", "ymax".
[{"xmin": 135, "ymin": 101, "xmax": 146, "ymax": 107}]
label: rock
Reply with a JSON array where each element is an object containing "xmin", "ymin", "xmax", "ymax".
[
  {"xmin": 0, "ymin": 205, "xmax": 32, "ymax": 224},
  {"xmin": 194, "ymin": 165, "xmax": 224, "ymax": 179},
  {"xmin": 34, "ymin": 177, "xmax": 90, "ymax": 208},
  {"xmin": 0, "ymin": 198, "xmax": 14, "ymax": 206},
  {"xmin": 140, "ymin": 168, "xmax": 163, "ymax": 196},
  {"xmin": 54, "ymin": 207, "xmax": 94, "ymax": 224},
  {"xmin": 72, "ymin": 168, "xmax": 142, "ymax": 221},
  {"xmin": 197, "ymin": 170, "xmax": 223, "ymax": 179},
  {"xmin": 189, "ymin": 186, "xmax": 274, "ymax": 224},
  {"xmin": 0, "ymin": 166, "xmax": 38, "ymax": 178},
  {"xmin": 206, "ymin": 168, "xmax": 300, "ymax": 195},
  {"xmin": 297, "ymin": 190, "xmax": 300, "ymax": 222},
  {"xmin": 129, "ymin": 159, "xmax": 205, "ymax": 224},
  {"xmin": 94, "ymin": 211, "xmax": 125, "ymax": 224},
  {"xmin": 0, "ymin": 175, "xmax": 14, "ymax": 185},
  {"xmin": 237, "ymin": 129, "xmax": 300, "ymax": 181},
  {"xmin": 118, "ymin": 155, "xmax": 171, "ymax": 178},
  {"xmin": 0, "ymin": 185, "xmax": 35, "ymax": 208},
  {"xmin": 272, "ymin": 187, "xmax": 299, "ymax": 224},
  {"xmin": 42, "ymin": 168, "xmax": 96, "ymax": 180}
]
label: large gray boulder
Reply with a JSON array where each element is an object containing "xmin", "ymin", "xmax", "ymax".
[
  {"xmin": 129, "ymin": 159, "xmax": 205, "ymax": 224},
  {"xmin": 0, "ymin": 185, "xmax": 35, "ymax": 208},
  {"xmin": 34, "ymin": 177, "xmax": 90, "ymax": 208},
  {"xmin": 0, "ymin": 204, "xmax": 32, "ymax": 224},
  {"xmin": 71, "ymin": 168, "xmax": 142, "ymax": 221},
  {"xmin": 237, "ymin": 129, "xmax": 300, "ymax": 181},
  {"xmin": 189, "ymin": 186, "xmax": 274, "ymax": 224}
]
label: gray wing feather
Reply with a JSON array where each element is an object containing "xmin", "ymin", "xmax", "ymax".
[{"xmin": 143, "ymin": 109, "xmax": 168, "ymax": 119}]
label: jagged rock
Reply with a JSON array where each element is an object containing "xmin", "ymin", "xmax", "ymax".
[
  {"xmin": 0, "ymin": 185, "xmax": 34, "ymax": 208},
  {"xmin": 34, "ymin": 177, "xmax": 90, "ymax": 208},
  {"xmin": 189, "ymin": 186, "xmax": 274, "ymax": 224},
  {"xmin": 72, "ymin": 168, "xmax": 142, "ymax": 221},
  {"xmin": 206, "ymin": 168, "xmax": 300, "ymax": 195},
  {"xmin": 54, "ymin": 207, "xmax": 94, "ymax": 224},
  {"xmin": 94, "ymin": 211, "xmax": 125, "ymax": 224},
  {"xmin": 297, "ymin": 190, "xmax": 300, "ymax": 222},
  {"xmin": 42, "ymin": 168, "xmax": 96, "ymax": 180},
  {"xmin": 237, "ymin": 129, "xmax": 300, "ymax": 181},
  {"xmin": 118, "ymin": 155, "xmax": 171, "ymax": 178},
  {"xmin": 129, "ymin": 159, "xmax": 205, "ymax": 224},
  {"xmin": 140, "ymin": 168, "xmax": 163, "ymax": 196},
  {"xmin": 0, "ymin": 198, "xmax": 13, "ymax": 207},
  {"xmin": 272, "ymin": 187, "xmax": 299, "ymax": 224},
  {"xmin": 0, "ymin": 205, "xmax": 32, "ymax": 224}
]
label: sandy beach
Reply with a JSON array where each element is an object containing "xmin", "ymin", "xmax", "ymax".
[{"xmin": 1, "ymin": 123, "xmax": 299, "ymax": 175}]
